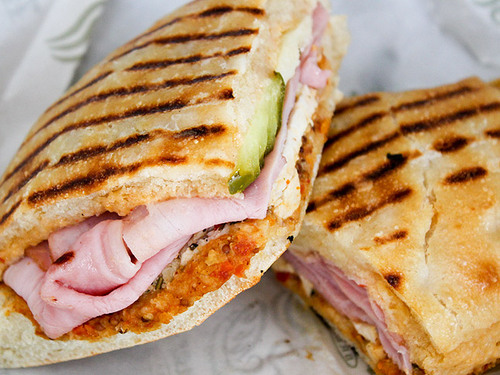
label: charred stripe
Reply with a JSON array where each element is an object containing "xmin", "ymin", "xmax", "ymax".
[
  {"xmin": 44, "ymin": 71, "xmax": 113, "ymax": 114},
  {"xmin": 4, "ymin": 89, "xmax": 233, "ymax": 186},
  {"xmin": 444, "ymin": 166, "xmax": 488, "ymax": 184},
  {"xmin": 0, "ymin": 201, "xmax": 21, "ymax": 226},
  {"xmin": 28, "ymin": 155, "xmax": 188, "ymax": 205},
  {"xmin": 123, "ymin": 6, "xmax": 263, "ymax": 48},
  {"xmin": 127, "ymin": 46, "xmax": 250, "ymax": 71},
  {"xmin": 392, "ymin": 85, "xmax": 478, "ymax": 112},
  {"xmin": 327, "ymin": 188, "xmax": 412, "ymax": 231},
  {"xmin": 325, "ymin": 111, "xmax": 388, "ymax": 150},
  {"xmin": 433, "ymin": 136, "xmax": 471, "ymax": 153},
  {"xmin": 374, "ymin": 230, "xmax": 408, "ymax": 245},
  {"xmin": 334, "ymin": 95, "xmax": 381, "ymax": 116},
  {"xmin": 112, "ymin": 28, "xmax": 258, "ymax": 61},
  {"xmin": 485, "ymin": 129, "xmax": 500, "ymax": 138},
  {"xmin": 56, "ymin": 133, "xmax": 152, "ymax": 166},
  {"xmin": 56, "ymin": 124, "xmax": 227, "ymax": 165},
  {"xmin": 5, "ymin": 124, "xmax": 228, "ymax": 202},
  {"xmin": 308, "ymin": 153, "xmax": 409, "ymax": 213},
  {"xmin": 199, "ymin": 6, "xmax": 264, "ymax": 17},
  {"xmin": 33, "ymin": 71, "xmax": 236, "ymax": 138},
  {"xmin": 319, "ymin": 131, "xmax": 401, "ymax": 176},
  {"xmin": 401, "ymin": 102, "xmax": 500, "ymax": 134},
  {"xmin": 3, "ymin": 132, "xmax": 61, "ymax": 182},
  {"xmin": 363, "ymin": 153, "xmax": 408, "ymax": 181},
  {"xmin": 174, "ymin": 124, "xmax": 226, "ymax": 139},
  {"xmin": 2, "ymin": 161, "xmax": 50, "ymax": 204},
  {"xmin": 306, "ymin": 183, "xmax": 355, "ymax": 213}
]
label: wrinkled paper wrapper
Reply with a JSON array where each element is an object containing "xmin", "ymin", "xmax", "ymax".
[{"xmin": 0, "ymin": 0, "xmax": 499, "ymax": 374}]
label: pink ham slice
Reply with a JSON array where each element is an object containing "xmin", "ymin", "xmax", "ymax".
[
  {"xmin": 6, "ymin": 237, "xmax": 189, "ymax": 339},
  {"xmin": 4, "ymin": 3, "xmax": 331, "ymax": 340},
  {"xmin": 48, "ymin": 212, "xmax": 119, "ymax": 261},
  {"xmin": 283, "ymin": 250, "xmax": 411, "ymax": 374}
]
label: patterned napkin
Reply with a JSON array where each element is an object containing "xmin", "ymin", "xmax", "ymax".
[
  {"xmin": 0, "ymin": 1, "xmax": 498, "ymax": 375},
  {"xmin": 429, "ymin": 0, "xmax": 500, "ymax": 68},
  {"xmin": 0, "ymin": 0, "xmax": 108, "ymax": 176}
]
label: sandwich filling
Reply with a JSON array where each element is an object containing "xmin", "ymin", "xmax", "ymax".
[
  {"xmin": 4, "ymin": 3, "xmax": 331, "ymax": 340},
  {"xmin": 282, "ymin": 249, "xmax": 411, "ymax": 373}
]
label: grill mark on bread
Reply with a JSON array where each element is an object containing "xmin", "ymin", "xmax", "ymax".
[
  {"xmin": 203, "ymin": 158, "xmax": 235, "ymax": 168},
  {"xmin": 392, "ymin": 85, "xmax": 478, "ymax": 112},
  {"xmin": 326, "ymin": 188, "xmax": 412, "ymax": 231},
  {"xmin": 125, "ymin": 7, "xmax": 264, "ymax": 46},
  {"xmin": 3, "ymin": 124, "xmax": 228, "ymax": 203},
  {"xmin": 444, "ymin": 166, "xmax": 488, "ymax": 185},
  {"xmin": 363, "ymin": 153, "xmax": 408, "ymax": 181},
  {"xmin": 334, "ymin": 95, "xmax": 380, "ymax": 116},
  {"xmin": 28, "ymin": 155, "xmax": 188, "ymax": 206},
  {"xmin": 3, "ymin": 89, "xmax": 234, "ymax": 188},
  {"xmin": 54, "ymin": 124, "xmax": 227, "ymax": 166},
  {"xmin": 308, "ymin": 153, "xmax": 410, "ymax": 213},
  {"xmin": 400, "ymin": 102, "xmax": 500, "ymax": 134},
  {"xmin": 127, "ymin": 47, "xmax": 251, "ymax": 71},
  {"xmin": 44, "ymin": 71, "xmax": 113, "ymax": 113},
  {"xmin": 199, "ymin": 6, "xmax": 264, "ymax": 17},
  {"xmin": 374, "ymin": 230, "xmax": 408, "ymax": 245},
  {"xmin": 324, "ymin": 111, "xmax": 388, "ymax": 150},
  {"xmin": 56, "ymin": 133, "xmax": 152, "ymax": 166},
  {"xmin": 112, "ymin": 28, "xmax": 259, "ymax": 61},
  {"xmin": 307, "ymin": 183, "xmax": 355, "ymax": 213},
  {"xmin": 319, "ymin": 131, "xmax": 401, "ymax": 176},
  {"xmin": 0, "ymin": 201, "xmax": 21, "ymax": 226},
  {"xmin": 485, "ymin": 129, "xmax": 500, "ymax": 138},
  {"xmin": 3, "ymin": 132, "xmax": 61, "ymax": 182},
  {"xmin": 2, "ymin": 161, "xmax": 50, "ymax": 204},
  {"xmin": 433, "ymin": 136, "xmax": 471, "ymax": 153},
  {"xmin": 32, "ymin": 71, "xmax": 237, "ymax": 138},
  {"xmin": 173, "ymin": 124, "xmax": 226, "ymax": 139},
  {"xmin": 323, "ymin": 96, "xmax": 498, "ymax": 176}
]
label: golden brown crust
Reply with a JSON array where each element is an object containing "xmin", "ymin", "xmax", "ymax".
[
  {"xmin": 0, "ymin": 0, "xmax": 350, "ymax": 366},
  {"xmin": 0, "ymin": 0, "xmax": 330, "ymax": 276},
  {"xmin": 0, "ymin": 72, "xmax": 335, "ymax": 366},
  {"xmin": 287, "ymin": 77, "xmax": 500, "ymax": 375}
]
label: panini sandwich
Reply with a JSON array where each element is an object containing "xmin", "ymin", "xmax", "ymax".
[
  {"xmin": 274, "ymin": 77, "xmax": 500, "ymax": 374},
  {"xmin": 0, "ymin": 0, "xmax": 349, "ymax": 367}
]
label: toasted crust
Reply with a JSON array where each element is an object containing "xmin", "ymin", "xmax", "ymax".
[
  {"xmin": 0, "ymin": 0, "xmax": 350, "ymax": 367},
  {"xmin": 280, "ymin": 77, "xmax": 500, "ymax": 375},
  {"xmin": 0, "ymin": 65, "xmax": 336, "ymax": 367},
  {"xmin": 0, "ymin": 0, "xmax": 334, "ymax": 275}
]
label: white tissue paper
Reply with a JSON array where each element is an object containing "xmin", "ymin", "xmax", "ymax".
[
  {"xmin": 0, "ymin": 1, "xmax": 499, "ymax": 374},
  {"xmin": 429, "ymin": 0, "xmax": 500, "ymax": 68}
]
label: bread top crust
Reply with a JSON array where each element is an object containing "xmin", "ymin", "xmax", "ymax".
[
  {"xmin": 295, "ymin": 77, "xmax": 500, "ymax": 354},
  {"xmin": 0, "ymin": 0, "xmax": 334, "ymax": 273}
]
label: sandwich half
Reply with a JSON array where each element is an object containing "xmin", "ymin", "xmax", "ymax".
[
  {"xmin": 0, "ymin": 0, "xmax": 349, "ymax": 367},
  {"xmin": 274, "ymin": 77, "xmax": 500, "ymax": 375}
]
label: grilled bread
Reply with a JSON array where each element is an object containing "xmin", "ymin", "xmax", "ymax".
[
  {"xmin": 274, "ymin": 77, "xmax": 500, "ymax": 375},
  {"xmin": 0, "ymin": 0, "xmax": 347, "ymax": 273},
  {"xmin": 0, "ymin": 0, "xmax": 349, "ymax": 367}
]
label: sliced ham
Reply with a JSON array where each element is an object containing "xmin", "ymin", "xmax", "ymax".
[
  {"xmin": 283, "ymin": 250, "xmax": 412, "ymax": 374},
  {"xmin": 4, "ymin": 2, "xmax": 332, "ymax": 340},
  {"xmin": 4, "ymin": 237, "xmax": 189, "ymax": 339},
  {"xmin": 300, "ymin": 2, "xmax": 332, "ymax": 89},
  {"xmin": 47, "ymin": 213, "xmax": 119, "ymax": 260},
  {"xmin": 43, "ymin": 220, "xmax": 140, "ymax": 297},
  {"xmin": 123, "ymin": 194, "xmax": 267, "ymax": 263}
]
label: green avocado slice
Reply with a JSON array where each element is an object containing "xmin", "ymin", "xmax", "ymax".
[{"xmin": 228, "ymin": 72, "xmax": 286, "ymax": 194}]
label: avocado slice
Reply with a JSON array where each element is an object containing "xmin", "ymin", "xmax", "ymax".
[{"xmin": 228, "ymin": 72, "xmax": 286, "ymax": 194}]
